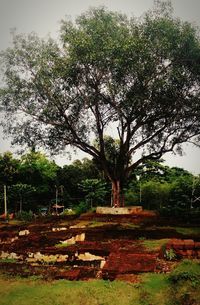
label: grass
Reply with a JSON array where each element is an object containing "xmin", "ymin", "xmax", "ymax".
[
  {"xmin": 0, "ymin": 219, "xmax": 24, "ymax": 227},
  {"xmin": 0, "ymin": 275, "xmax": 140, "ymax": 305},
  {"xmin": 0, "ymin": 258, "xmax": 17, "ymax": 263},
  {"xmin": 174, "ymin": 226, "xmax": 200, "ymax": 236},
  {"xmin": 168, "ymin": 259, "xmax": 200, "ymax": 284},
  {"xmin": 0, "ymin": 262, "xmax": 200, "ymax": 305},
  {"xmin": 156, "ymin": 226, "xmax": 200, "ymax": 236},
  {"xmin": 119, "ymin": 223, "xmax": 140, "ymax": 229},
  {"xmin": 142, "ymin": 239, "xmax": 170, "ymax": 251},
  {"xmin": 167, "ymin": 260, "xmax": 200, "ymax": 305},
  {"xmin": 139, "ymin": 273, "xmax": 169, "ymax": 305},
  {"xmin": 87, "ymin": 221, "xmax": 117, "ymax": 228},
  {"xmin": 54, "ymin": 242, "xmax": 73, "ymax": 248}
]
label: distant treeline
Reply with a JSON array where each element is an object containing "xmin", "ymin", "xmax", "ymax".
[{"xmin": 0, "ymin": 151, "xmax": 200, "ymax": 216}]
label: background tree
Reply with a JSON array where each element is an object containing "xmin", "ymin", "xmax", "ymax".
[
  {"xmin": 57, "ymin": 158, "xmax": 101, "ymax": 207},
  {"xmin": 10, "ymin": 183, "xmax": 36, "ymax": 213},
  {"xmin": 0, "ymin": 152, "xmax": 20, "ymax": 215},
  {"xmin": 1, "ymin": 1, "xmax": 200, "ymax": 206},
  {"xmin": 191, "ymin": 175, "xmax": 200, "ymax": 208},
  {"xmin": 79, "ymin": 178, "xmax": 108, "ymax": 208},
  {"xmin": 18, "ymin": 150, "xmax": 59, "ymax": 208},
  {"xmin": 0, "ymin": 152, "xmax": 19, "ymax": 185},
  {"xmin": 141, "ymin": 180, "xmax": 171, "ymax": 210},
  {"xmin": 124, "ymin": 159, "xmax": 200, "ymax": 217}
]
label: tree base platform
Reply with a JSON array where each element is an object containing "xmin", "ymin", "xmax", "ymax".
[{"xmin": 96, "ymin": 206, "xmax": 143, "ymax": 215}]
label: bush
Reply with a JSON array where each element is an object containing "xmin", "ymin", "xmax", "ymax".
[
  {"xmin": 167, "ymin": 260, "xmax": 200, "ymax": 305},
  {"xmin": 75, "ymin": 201, "xmax": 90, "ymax": 215},
  {"xmin": 159, "ymin": 206, "xmax": 190, "ymax": 217},
  {"xmin": 15, "ymin": 210, "xmax": 34, "ymax": 222},
  {"xmin": 168, "ymin": 260, "xmax": 200, "ymax": 285}
]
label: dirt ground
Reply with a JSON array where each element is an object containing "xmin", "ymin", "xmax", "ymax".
[{"xmin": 0, "ymin": 212, "xmax": 200, "ymax": 282}]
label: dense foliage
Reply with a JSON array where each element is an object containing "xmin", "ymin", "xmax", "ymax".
[
  {"xmin": 0, "ymin": 151, "xmax": 199, "ymax": 218},
  {"xmin": 0, "ymin": 151, "xmax": 107, "ymax": 214}
]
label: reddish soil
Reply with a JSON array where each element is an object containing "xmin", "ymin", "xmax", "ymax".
[{"xmin": 0, "ymin": 214, "xmax": 200, "ymax": 281}]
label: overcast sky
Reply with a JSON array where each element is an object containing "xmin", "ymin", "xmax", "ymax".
[{"xmin": 0, "ymin": 0, "xmax": 200, "ymax": 173}]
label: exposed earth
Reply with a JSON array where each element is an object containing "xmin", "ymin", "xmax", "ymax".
[{"xmin": 0, "ymin": 211, "xmax": 200, "ymax": 282}]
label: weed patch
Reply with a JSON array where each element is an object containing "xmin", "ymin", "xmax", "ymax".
[
  {"xmin": 142, "ymin": 239, "xmax": 169, "ymax": 251},
  {"xmin": 0, "ymin": 258, "xmax": 17, "ymax": 263},
  {"xmin": 168, "ymin": 260, "xmax": 200, "ymax": 285}
]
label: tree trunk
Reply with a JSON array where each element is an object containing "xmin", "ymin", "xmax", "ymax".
[{"xmin": 112, "ymin": 180, "xmax": 121, "ymax": 207}]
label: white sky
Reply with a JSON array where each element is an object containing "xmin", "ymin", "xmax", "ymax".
[{"xmin": 0, "ymin": 0, "xmax": 200, "ymax": 173}]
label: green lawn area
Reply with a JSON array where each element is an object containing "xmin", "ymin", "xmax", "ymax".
[
  {"xmin": 0, "ymin": 260, "xmax": 200, "ymax": 305},
  {"xmin": 0, "ymin": 276, "xmax": 140, "ymax": 305}
]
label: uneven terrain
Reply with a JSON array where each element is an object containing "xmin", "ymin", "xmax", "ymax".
[{"xmin": 0, "ymin": 211, "xmax": 200, "ymax": 282}]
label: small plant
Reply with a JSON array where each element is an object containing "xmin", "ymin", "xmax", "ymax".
[
  {"xmin": 161, "ymin": 244, "xmax": 176, "ymax": 261},
  {"xmin": 138, "ymin": 236, "xmax": 146, "ymax": 241},
  {"xmin": 164, "ymin": 248, "xmax": 176, "ymax": 261}
]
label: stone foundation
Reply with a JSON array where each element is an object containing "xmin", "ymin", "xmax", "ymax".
[{"xmin": 96, "ymin": 206, "xmax": 143, "ymax": 215}]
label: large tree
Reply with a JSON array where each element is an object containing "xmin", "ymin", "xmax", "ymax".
[{"xmin": 1, "ymin": 2, "xmax": 200, "ymax": 206}]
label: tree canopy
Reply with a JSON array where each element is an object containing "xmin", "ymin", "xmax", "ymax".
[{"xmin": 1, "ymin": 1, "xmax": 200, "ymax": 206}]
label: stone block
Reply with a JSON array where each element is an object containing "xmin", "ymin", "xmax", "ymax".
[
  {"xmin": 171, "ymin": 240, "xmax": 184, "ymax": 250},
  {"xmin": 186, "ymin": 250, "xmax": 194, "ymax": 257},
  {"xmin": 194, "ymin": 242, "xmax": 200, "ymax": 249},
  {"xmin": 184, "ymin": 240, "xmax": 195, "ymax": 250}
]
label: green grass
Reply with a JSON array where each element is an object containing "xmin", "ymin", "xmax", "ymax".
[
  {"xmin": 0, "ymin": 275, "xmax": 140, "ymax": 305},
  {"xmin": 0, "ymin": 265, "xmax": 200, "ymax": 305},
  {"xmin": 168, "ymin": 259, "xmax": 200, "ymax": 284},
  {"xmin": 142, "ymin": 239, "xmax": 170, "ymax": 251},
  {"xmin": 0, "ymin": 258, "xmax": 17, "ymax": 263},
  {"xmin": 139, "ymin": 273, "xmax": 169, "ymax": 305},
  {"xmin": 174, "ymin": 226, "xmax": 200, "ymax": 236},
  {"xmin": 119, "ymin": 223, "xmax": 140, "ymax": 229},
  {"xmin": 156, "ymin": 226, "xmax": 200, "ymax": 236},
  {"xmin": 167, "ymin": 260, "xmax": 200, "ymax": 305},
  {"xmin": 84, "ymin": 221, "xmax": 110, "ymax": 228},
  {"xmin": 54, "ymin": 242, "xmax": 73, "ymax": 248}
]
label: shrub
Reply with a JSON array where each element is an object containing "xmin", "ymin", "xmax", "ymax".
[
  {"xmin": 15, "ymin": 210, "xmax": 33, "ymax": 222},
  {"xmin": 75, "ymin": 201, "xmax": 90, "ymax": 215},
  {"xmin": 168, "ymin": 260, "xmax": 200, "ymax": 285}
]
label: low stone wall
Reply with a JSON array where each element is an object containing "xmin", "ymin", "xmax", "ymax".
[
  {"xmin": 166, "ymin": 239, "xmax": 200, "ymax": 258},
  {"xmin": 96, "ymin": 206, "xmax": 143, "ymax": 215}
]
